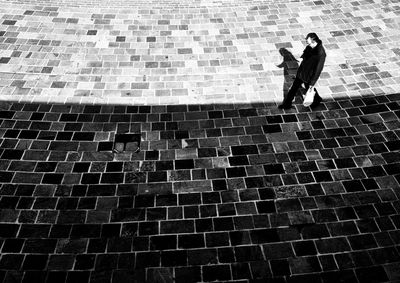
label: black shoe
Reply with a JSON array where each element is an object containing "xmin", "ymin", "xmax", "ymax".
[
  {"xmin": 310, "ymin": 95, "xmax": 322, "ymax": 108},
  {"xmin": 278, "ymin": 103, "xmax": 292, "ymax": 110}
]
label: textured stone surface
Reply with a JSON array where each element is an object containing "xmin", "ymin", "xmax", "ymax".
[
  {"xmin": 1, "ymin": 0, "xmax": 400, "ymax": 282},
  {"xmin": 0, "ymin": 0, "xmax": 399, "ymax": 106},
  {"xmin": 1, "ymin": 92, "xmax": 400, "ymax": 282}
]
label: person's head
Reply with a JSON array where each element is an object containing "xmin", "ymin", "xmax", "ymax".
[{"xmin": 305, "ymin": 33, "xmax": 321, "ymax": 47}]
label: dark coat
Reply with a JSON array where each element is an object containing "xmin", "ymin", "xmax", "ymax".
[{"xmin": 296, "ymin": 42, "xmax": 326, "ymax": 86}]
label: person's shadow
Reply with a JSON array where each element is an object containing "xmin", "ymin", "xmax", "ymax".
[{"xmin": 276, "ymin": 48, "xmax": 300, "ymax": 103}]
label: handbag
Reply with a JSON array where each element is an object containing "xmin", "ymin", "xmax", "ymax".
[{"xmin": 303, "ymin": 87, "xmax": 315, "ymax": 107}]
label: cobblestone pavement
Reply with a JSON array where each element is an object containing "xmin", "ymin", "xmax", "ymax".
[
  {"xmin": 1, "ymin": 0, "xmax": 400, "ymax": 283},
  {"xmin": 0, "ymin": 0, "xmax": 400, "ymax": 105}
]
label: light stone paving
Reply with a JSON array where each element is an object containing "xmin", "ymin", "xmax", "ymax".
[{"xmin": 0, "ymin": 0, "xmax": 399, "ymax": 105}]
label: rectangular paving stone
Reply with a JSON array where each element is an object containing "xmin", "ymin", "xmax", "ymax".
[
  {"xmin": 263, "ymin": 242, "xmax": 294, "ymax": 259},
  {"xmin": 355, "ymin": 266, "xmax": 389, "ymax": 283},
  {"xmin": 348, "ymin": 234, "xmax": 378, "ymax": 250},
  {"xmin": 289, "ymin": 256, "xmax": 322, "ymax": 274},
  {"xmin": 160, "ymin": 220, "xmax": 194, "ymax": 234},
  {"xmin": 270, "ymin": 259, "xmax": 291, "ymax": 276},
  {"xmin": 202, "ymin": 264, "xmax": 231, "ymax": 281}
]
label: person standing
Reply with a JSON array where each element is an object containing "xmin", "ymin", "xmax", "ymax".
[{"xmin": 278, "ymin": 33, "xmax": 326, "ymax": 109}]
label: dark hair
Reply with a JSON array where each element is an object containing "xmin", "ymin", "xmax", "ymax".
[{"xmin": 306, "ymin": 33, "xmax": 321, "ymax": 43}]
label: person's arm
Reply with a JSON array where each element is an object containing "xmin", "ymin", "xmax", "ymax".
[{"xmin": 309, "ymin": 54, "xmax": 326, "ymax": 86}]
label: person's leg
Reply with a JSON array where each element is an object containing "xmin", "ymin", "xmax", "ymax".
[
  {"xmin": 310, "ymin": 86, "xmax": 322, "ymax": 108},
  {"xmin": 303, "ymin": 83, "xmax": 322, "ymax": 108},
  {"xmin": 279, "ymin": 77, "xmax": 302, "ymax": 109}
]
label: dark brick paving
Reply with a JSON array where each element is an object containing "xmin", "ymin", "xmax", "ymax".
[{"xmin": 1, "ymin": 95, "xmax": 400, "ymax": 283}]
